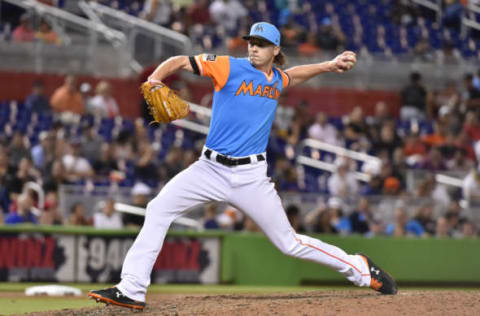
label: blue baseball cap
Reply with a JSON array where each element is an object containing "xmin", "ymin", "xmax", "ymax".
[{"xmin": 243, "ymin": 22, "xmax": 281, "ymax": 46}]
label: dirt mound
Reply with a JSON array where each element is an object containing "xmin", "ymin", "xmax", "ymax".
[{"xmin": 27, "ymin": 290, "xmax": 480, "ymax": 316}]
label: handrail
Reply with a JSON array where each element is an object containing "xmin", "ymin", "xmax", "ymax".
[
  {"xmin": 296, "ymin": 138, "xmax": 463, "ymax": 187},
  {"xmin": 170, "ymin": 102, "xmax": 211, "ymax": 135},
  {"xmin": 83, "ymin": 1, "xmax": 192, "ymax": 53},
  {"xmin": 411, "ymin": 0, "xmax": 442, "ymax": 23},
  {"xmin": 2, "ymin": 0, "xmax": 127, "ymax": 46}
]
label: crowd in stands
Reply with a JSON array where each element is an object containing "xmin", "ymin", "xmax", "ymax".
[
  {"xmin": 2, "ymin": 0, "xmax": 480, "ymax": 61},
  {"xmin": 0, "ymin": 67, "xmax": 479, "ymax": 239},
  {"xmin": 0, "ymin": 0, "xmax": 479, "ymax": 238}
]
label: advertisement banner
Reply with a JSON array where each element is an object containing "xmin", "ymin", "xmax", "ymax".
[
  {"xmin": 0, "ymin": 232, "xmax": 220, "ymax": 284},
  {"xmin": 0, "ymin": 233, "xmax": 75, "ymax": 282}
]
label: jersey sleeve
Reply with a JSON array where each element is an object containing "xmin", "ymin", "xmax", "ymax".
[
  {"xmin": 276, "ymin": 67, "xmax": 290, "ymax": 89},
  {"xmin": 190, "ymin": 54, "xmax": 230, "ymax": 91}
]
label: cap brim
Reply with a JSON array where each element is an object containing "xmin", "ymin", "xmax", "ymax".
[{"xmin": 242, "ymin": 35, "xmax": 276, "ymax": 45}]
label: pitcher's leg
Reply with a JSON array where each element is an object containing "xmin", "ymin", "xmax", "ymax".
[
  {"xmin": 118, "ymin": 160, "xmax": 228, "ymax": 301},
  {"xmin": 230, "ymin": 178, "xmax": 370, "ymax": 287}
]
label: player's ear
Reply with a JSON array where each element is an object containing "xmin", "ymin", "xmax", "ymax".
[{"xmin": 273, "ymin": 46, "xmax": 280, "ymax": 57}]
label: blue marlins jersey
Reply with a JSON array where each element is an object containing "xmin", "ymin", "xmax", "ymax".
[{"xmin": 191, "ymin": 54, "xmax": 290, "ymax": 157}]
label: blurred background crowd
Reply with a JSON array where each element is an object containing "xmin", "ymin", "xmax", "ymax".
[{"xmin": 0, "ymin": 0, "xmax": 479, "ymax": 240}]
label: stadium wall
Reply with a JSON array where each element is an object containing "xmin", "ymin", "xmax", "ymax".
[
  {"xmin": 0, "ymin": 226, "xmax": 478, "ymax": 286},
  {"xmin": 0, "ymin": 72, "xmax": 401, "ymax": 119}
]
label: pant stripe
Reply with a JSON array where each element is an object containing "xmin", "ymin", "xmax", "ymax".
[{"xmin": 294, "ymin": 236, "xmax": 370, "ymax": 276}]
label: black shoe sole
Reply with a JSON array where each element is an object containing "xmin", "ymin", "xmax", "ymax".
[{"xmin": 88, "ymin": 292, "xmax": 145, "ymax": 310}]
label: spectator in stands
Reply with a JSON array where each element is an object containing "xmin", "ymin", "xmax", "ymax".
[
  {"xmin": 80, "ymin": 123, "xmax": 103, "ymax": 164},
  {"xmin": 374, "ymin": 122, "xmax": 403, "ymax": 159},
  {"xmin": 12, "ymin": 13, "xmax": 34, "ymax": 42},
  {"xmin": 382, "ymin": 176, "xmax": 402, "ymax": 196},
  {"xmin": 349, "ymin": 197, "xmax": 372, "ymax": 235},
  {"xmin": 62, "ymin": 139, "xmax": 94, "ymax": 183},
  {"xmin": 420, "ymin": 147, "xmax": 447, "ymax": 171},
  {"xmin": 328, "ymin": 157, "xmax": 358, "ymax": 198},
  {"xmin": 415, "ymin": 173, "xmax": 451, "ymax": 208},
  {"xmin": 426, "ymin": 81, "xmax": 460, "ymax": 121},
  {"xmin": 435, "ymin": 216, "xmax": 450, "ymax": 238},
  {"xmin": 203, "ymin": 203, "xmax": 220, "ymax": 230},
  {"xmin": 412, "ymin": 37, "xmax": 434, "ymax": 62},
  {"xmin": 38, "ymin": 189, "xmax": 63, "ymax": 225},
  {"xmin": 307, "ymin": 112, "xmax": 339, "ymax": 146},
  {"xmin": 142, "ymin": 0, "xmax": 172, "ymax": 27},
  {"xmin": 88, "ymin": 81, "xmax": 119, "ymax": 118},
  {"xmin": 25, "ymin": 80, "xmax": 51, "ymax": 113},
  {"xmin": 328, "ymin": 197, "xmax": 351, "ymax": 235},
  {"xmin": 385, "ymin": 205, "xmax": 424, "ymax": 237},
  {"xmin": 280, "ymin": 17, "xmax": 304, "ymax": 48},
  {"xmin": 93, "ymin": 198, "xmax": 123, "ymax": 229},
  {"xmin": 8, "ymin": 131, "xmax": 31, "ymax": 167},
  {"xmin": 400, "ymin": 72, "xmax": 427, "ymax": 121},
  {"xmin": 462, "ymin": 164, "xmax": 480, "ymax": 202},
  {"xmin": 159, "ymin": 147, "xmax": 183, "ymax": 182},
  {"xmin": 460, "ymin": 220, "xmax": 477, "ymax": 239},
  {"xmin": 306, "ymin": 202, "xmax": 337, "ymax": 234},
  {"xmin": 209, "ymin": 0, "xmax": 248, "ymax": 35},
  {"xmin": 50, "ymin": 75, "xmax": 85, "ymax": 115},
  {"xmin": 298, "ymin": 31, "xmax": 320, "ymax": 57},
  {"xmin": 35, "ymin": 19, "xmax": 60, "ymax": 45},
  {"xmin": 4, "ymin": 192, "xmax": 37, "ymax": 225},
  {"xmin": 135, "ymin": 138, "xmax": 158, "ymax": 184},
  {"xmin": 188, "ymin": 0, "xmax": 211, "ymax": 26},
  {"xmin": 123, "ymin": 182, "xmax": 151, "ymax": 228},
  {"xmin": 412, "ymin": 202, "xmax": 436, "ymax": 236},
  {"xmin": 286, "ymin": 204, "xmax": 306, "ymax": 233},
  {"xmin": 68, "ymin": 201, "xmax": 90, "ymax": 226},
  {"xmin": 447, "ymin": 148, "xmax": 474, "ymax": 172},
  {"xmin": 461, "ymin": 74, "xmax": 480, "ymax": 113},
  {"xmin": 367, "ymin": 101, "xmax": 393, "ymax": 139},
  {"xmin": 404, "ymin": 132, "xmax": 427, "ymax": 162},
  {"xmin": 463, "ymin": 111, "xmax": 480, "ymax": 142},
  {"xmin": 442, "ymin": 0, "xmax": 463, "ymax": 31},
  {"xmin": 360, "ymin": 175, "xmax": 383, "ymax": 196},
  {"xmin": 422, "ymin": 121, "xmax": 447, "ymax": 147},
  {"xmin": 316, "ymin": 17, "xmax": 346, "ymax": 51},
  {"xmin": 14, "ymin": 157, "xmax": 41, "ymax": 189},
  {"xmin": 343, "ymin": 106, "xmax": 369, "ymax": 151}
]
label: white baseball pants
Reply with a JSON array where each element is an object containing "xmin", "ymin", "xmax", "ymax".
[{"xmin": 117, "ymin": 153, "xmax": 371, "ymax": 302}]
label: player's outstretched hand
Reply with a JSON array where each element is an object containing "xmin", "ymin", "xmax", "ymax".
[{"xmin": 329, "ymin": 51, "xmax": 357, "ymax": 73}]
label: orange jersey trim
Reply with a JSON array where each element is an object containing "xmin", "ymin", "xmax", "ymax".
[
  {"xmin": 195, "ymin": 54, "xmax": 230, "ymax": 91},
  {"xmin": 276, "ymin": 68, "xmax": 290, "ymax": 89}
]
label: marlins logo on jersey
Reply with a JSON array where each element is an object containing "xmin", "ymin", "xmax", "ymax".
[{"xmin": 190, "ymin": 54, "xmax": 290, "ymax": 157}]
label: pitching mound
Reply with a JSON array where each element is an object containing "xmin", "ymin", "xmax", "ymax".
[{"xmin": 28, "ymin": 290, "xmax": 479, "ymax": 316}]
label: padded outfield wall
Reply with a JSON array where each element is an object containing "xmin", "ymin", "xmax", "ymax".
[{"xmin": 0, "ymin": 226, "xmax": 478, "ymax": 285}]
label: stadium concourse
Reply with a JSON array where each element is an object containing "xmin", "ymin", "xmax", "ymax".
[{"xmin": 0, "ymin": 0, "xmax": 479, "ymax": 239}]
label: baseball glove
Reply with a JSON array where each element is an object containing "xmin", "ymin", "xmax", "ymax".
[{"xmin": 140, "ymin": 81, "xmax": 190, "ymax": 123}]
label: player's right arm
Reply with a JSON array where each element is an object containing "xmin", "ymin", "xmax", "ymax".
[
  {"xmin": 148, "ymin": 56, "xmax": 194, "ymax": 83},
  {"xmin": 148, "ymin": 54, "xmax": 229, "ymax": 91}
]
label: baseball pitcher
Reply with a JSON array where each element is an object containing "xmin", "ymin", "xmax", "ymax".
[{"xmin": 89, "ymin": 22, "xmax": 397, "ymax": 310}]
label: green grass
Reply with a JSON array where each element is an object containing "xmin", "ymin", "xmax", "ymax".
[{"xmin": 0, "ymin": 296, "xmax": 97, "ymax": 316}]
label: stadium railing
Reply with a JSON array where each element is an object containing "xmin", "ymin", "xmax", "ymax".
[
  {"xmin": 80, "ymin": 0, "xmax": 192, "ymax": 68},
  {"xmin": 0, "ymin": 0, "xmax": 137, "ymax": 77}
]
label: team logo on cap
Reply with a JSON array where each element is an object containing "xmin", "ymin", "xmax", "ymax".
[{"xmin": 254, "ymin": 24, "xmax": 263, "ymax": 32}]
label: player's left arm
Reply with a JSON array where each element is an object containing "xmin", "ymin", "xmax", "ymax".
[{"xmin": 285, "ymin": 51, "xmax": 356, "ymax": 87}]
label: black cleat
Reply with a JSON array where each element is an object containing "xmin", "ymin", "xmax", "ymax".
[
  {"xmin": 88, "ymin": 287, "xmax": 146, "ymax": 310},
  {"xmin": 358, "ymin": 253, "xmax": 398, "ymax": 295}
]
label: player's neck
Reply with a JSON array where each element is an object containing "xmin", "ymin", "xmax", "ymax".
[{"xmin": 254, "ymin": 61, "xmax": 273, "ymax": 76}]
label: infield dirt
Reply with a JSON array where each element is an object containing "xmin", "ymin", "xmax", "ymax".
[{"xmin": 22, "ymin": 289, "xmax": 480, "ymax": 316}]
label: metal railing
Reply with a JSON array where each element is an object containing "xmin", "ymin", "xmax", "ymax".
[
  {"xmin": 296, "ymin": 138, "xmax": 464, "ymax": 188},
  {"xmin": 412, "ymin": 0, "xmax": 443, "ymax": 23},
  {"xmin": 80, "ymin": 1, "xmax": 192, "ymax": 67},
  {"xmin": 0, "ymin": 0, "xmax": 138, "ymax": 76}
]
